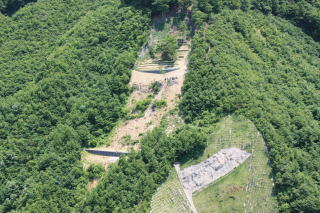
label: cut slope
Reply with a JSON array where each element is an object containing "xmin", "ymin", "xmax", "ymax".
[
  {"xmin": 193, "ymin": 116, "xmax": 277, "ymax": 213},
  {"xmin": 110, "ymin": 42, "xmax": 190, "ymax": 149},
  {"xmin": 82, "ymin": 41, "xmax": 190, "ymax": 169},
  {"xmin": 150, "ymin": 116, "xmax": 277, "ymax": 213}
]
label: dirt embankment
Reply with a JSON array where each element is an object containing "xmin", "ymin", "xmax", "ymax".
[
  {"xmin": 82, "ymin": 42, "xmax": 190, "ymax": 170},
  {"xmin": 109, "ymin": 43, "xmax": 190, "ymax": 151}
]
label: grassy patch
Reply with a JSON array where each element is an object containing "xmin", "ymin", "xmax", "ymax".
[
  {"xmin": 130, "ymin": 95, "xmax": 154, "ymax": 116},
  {"xmin": 150, "ymin": 116, "xmax": 277, "ymax": 212},
  {"xmin": 151, "ymin": 169, "xmax": 193, "ymax": 213},
  {"xmin": 193, "ymin": 162, "xmax": 249, "ymax": 213},
  {"xmin": 121, "ymin": 135, "xmax": 138, "ymax": 145},
  {"xmin": 192, "ymin": 116, "xmax": 277, "ymax": 213}
]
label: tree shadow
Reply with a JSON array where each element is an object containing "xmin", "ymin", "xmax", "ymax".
[{"xmin": 1, "ymin": 0, "xmax": 37, "ymax": 16}]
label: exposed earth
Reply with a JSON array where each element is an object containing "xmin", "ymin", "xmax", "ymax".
[{"xmin": 82, "ymin": 41, "xmax": 190, "ymax": 169}]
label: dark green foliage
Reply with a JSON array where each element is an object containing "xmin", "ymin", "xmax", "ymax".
[
  {"xmin": 191, "ymin": 0, "xmax": 253, "ymax": 26},
  {"xmin": 149, "ymin": 81, "xmax": 162, "ymax": 94},
  {"xmin": 180, "ymin": 10, "xmax": 320, "ymax": 212},
  {"xmin": 193, "ymin": 0, "xmax": 320, "ymax": 40},
  {"xmin": 81, "ymin": 125, "xmax": 206, "ymax": 212},
  {"xmin": 123, "ymin": 0, "xmax": 191, "ymax": 13},
  {"xmin": 252, "ymin": 0, "xmax": 320, "ymax": 40},
  {"xmin": 0, "ymin": 0, "xmax": 149, "ymax": 211},
  {"xmin": 156, "ymin": 34, "xmax": 178, "ymax": 61},
  {"xmin": 87, "ymin": 164, "xmax": 105, "ymax": 180},
  {"xmin": 0, "ymin": 125, "xmax": 85, "ymax": 212}
]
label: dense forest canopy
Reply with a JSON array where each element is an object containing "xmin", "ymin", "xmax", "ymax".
[
  {"xmin": 193, "ymin": 0, "xmax": 320, "ymax": 40},
  {"xmin": 122, "ymin": 0, "xmax": 191, "ymax": 12},
  {"xmin": 180, "ymin": 9, "xmax": 320, "ymax": 212},
  {"xmin": 0, "ymin": 0, "xmax": 149, "ymax": 211},
  {"xmin": 0, "ymin": 0, "xmax": 112, "ymax": 98},
  {"xmin": 1, "ymin": 0, "xmax": 320, "ymax": 212}
]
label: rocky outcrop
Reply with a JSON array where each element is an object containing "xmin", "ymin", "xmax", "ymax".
[{"xmin": 180, "ymin": 147, "xmax": 251, "ymax": 194}]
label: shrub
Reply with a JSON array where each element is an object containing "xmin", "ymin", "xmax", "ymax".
[
  {"xmin": 152, "ymin": 100, "xmax": 167, "ymax": 110},
  {"xmin": 149, "ymin": 81, "xmax": 162, "ymax": 94},
  {"xmin": 156, "ymin": 34, "xmax": 178, "ymax": 61},
  {"xmin": 133, "ymin": 97, "xmax": 152, "ymax": 113},
  {"xmin": 87, "ymin": 164, "xmax": 105, "ymax": 180}
]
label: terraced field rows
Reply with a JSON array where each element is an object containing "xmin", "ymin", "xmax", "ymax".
[
  {"xmin": 151, "ymin": 170, "xmax": 193, "ymax": 213},
  {"xmin": 193, "ymin": 116, "xmax": 277, "ymax": 213},
  {"xmin": 135, "ymin": 43, "xmax": 188, "ymax": 73}
]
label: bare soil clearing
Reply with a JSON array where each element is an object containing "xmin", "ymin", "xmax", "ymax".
[
  {"xmin": 109, "ymin": 42, "xmax": 190, "ymax": 149},
  {"xmin": 82, "ymin": 42, "xmax": 190, "ymax": 169}
]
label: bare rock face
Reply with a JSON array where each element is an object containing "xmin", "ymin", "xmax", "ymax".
[{"xmin": 180, "ymin": 148, "xmax": 251, "ymax": 193}]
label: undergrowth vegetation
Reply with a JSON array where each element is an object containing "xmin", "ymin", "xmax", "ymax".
[{"xmin": 180, "ymin": 9, "xmax": 320, "ymax": 212}]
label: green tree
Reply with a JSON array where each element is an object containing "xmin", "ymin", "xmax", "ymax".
[{"xmin": 156, "ymin": 34, "xmax": 178, "ymax": 61}]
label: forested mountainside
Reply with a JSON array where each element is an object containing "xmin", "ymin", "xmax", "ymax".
[
  {"xmin": 0, "ymin": 0, "xmax": 149, "ymax": 211},
  {"xmin": 193, "ymin": 0, "xmax": 320, "ymax": 40},
  {"xmin": 181, "ymin": 9, "xmax": 320, "ymax": 213},
  {"xmin": 0, "ymin": 0, "xmax": 111, "ymax": 97},
  {"xmin": 0, "ymin": 0, "xmax": 320, "ymax": 212}
]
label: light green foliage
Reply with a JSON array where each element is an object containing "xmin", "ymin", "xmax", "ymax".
[
  {"xmin": 191, "ymin": 9, "xmax": 208, "ymax": 26},
  {"xmin": 133, "ymin": 96, "xmax": 153, "ymax": 113},
  {"xmin": 121, "ymin": 134, "xmax": 138, "ymax": 145},
  {"xmin": 152, "ymin": 100, "xmax": 167, "ymax": 110},
  {"xmin": 181, "ymin": 10, "xmax": 320, "ymax": 212},
  {"xmin": 192, "ymin": 116, "xmax": 277, "ymax": 213}
]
